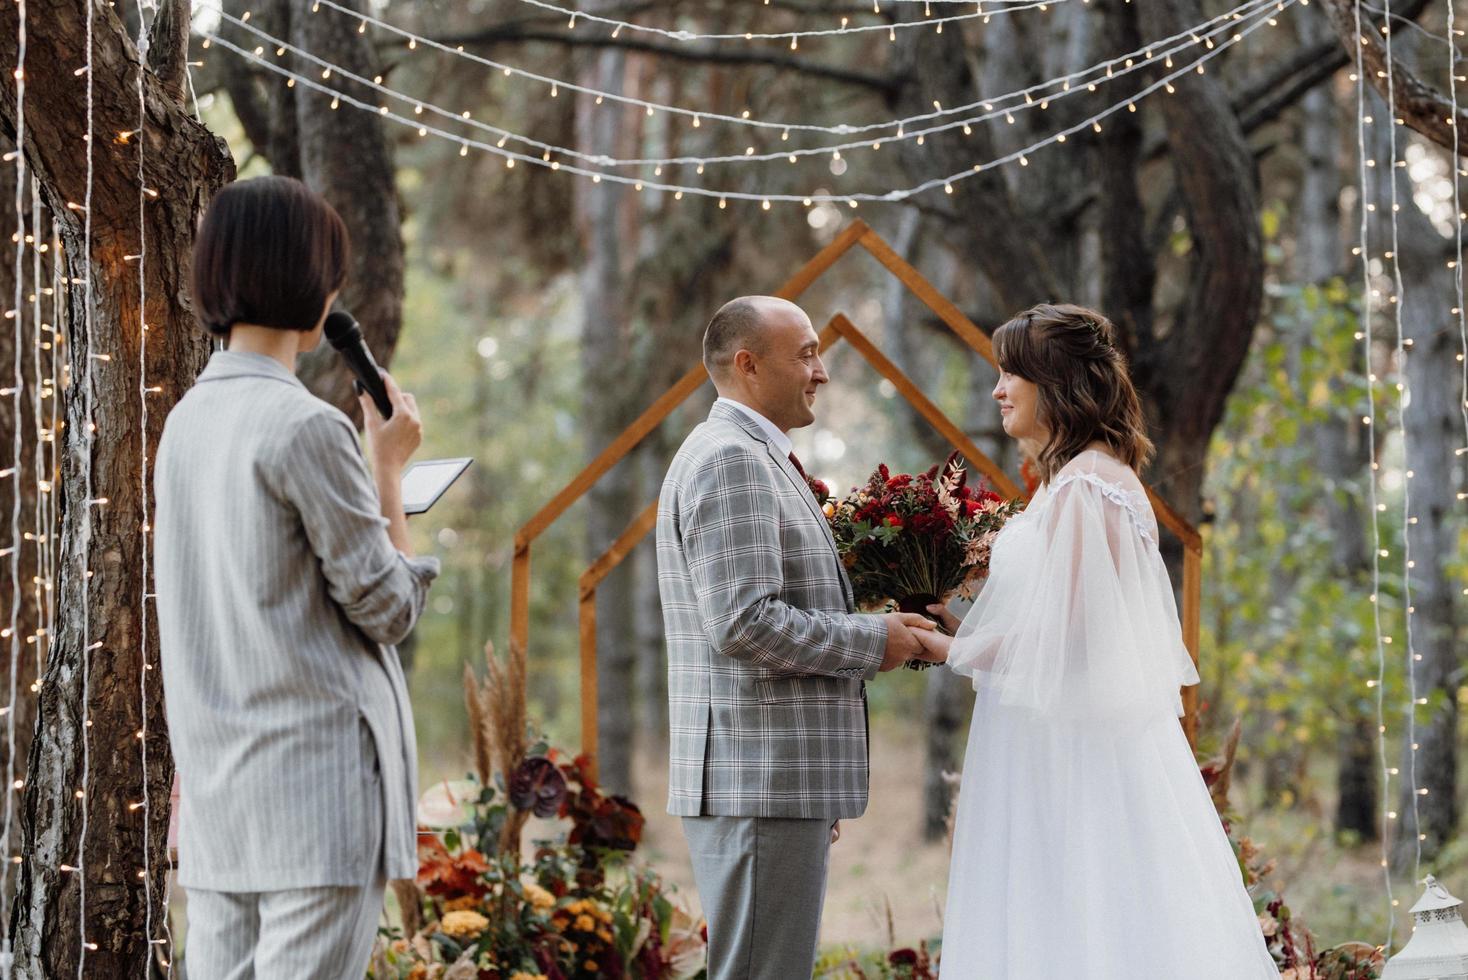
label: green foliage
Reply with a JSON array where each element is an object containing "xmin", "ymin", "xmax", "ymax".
[
  {"xmin": 1202, "ymin": 277, "xmax": 1408, "ymax": 790},
  {"xmin": 392, "ymin": 262, "xmax": 591, "ymax": 770},
  {"xmin": 815, "ymin": 942, "xmax": 938, "ymax": 979}
]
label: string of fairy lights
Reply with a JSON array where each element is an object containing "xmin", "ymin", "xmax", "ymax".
[
  {"xmin": 133, "ymin": 0, "xmax": 163, "ymax": 971},
  {"xmin": 302, "ymin": 0, "xmax": 1286, "ymax": 139},
  {"xmin": 1375, "ymin": 0, "xmax": 1426, "ymax": 889},
  {"xmin": 201, "ymin": 0, "xmax": 1295, "ymax": 208},
  {"xmin": 1349, "ymin": 0, "xmax": 1398, "ymax": 944},
  {"xmin": 0, "ymin": 0, "xmax": 1458, "ymax": 971},
  {"xmin": 508, "ymin": 0, "xmax": 1059, "ymax": 45},
  {"xmin": 1453, "ymin": 0, "xmax": 1468, "ymax": 455},
  {"xmin": 306, "ymin": 0, "xmax": 1061, "ymax": 135},
  {"xmin": 0, "ymin": 0, "xmax": 25, "ymax": 966},
  {"xmin": 217, "ymin": 0, "xmax": 1279, "ymax": 174},
  {"xmin": 75, "ymin": 0, "xmax": 97, "ymax": 968},
  {"xmin": 1344, "ymin": 0, "xmax": 1464, "ymax": 945}
]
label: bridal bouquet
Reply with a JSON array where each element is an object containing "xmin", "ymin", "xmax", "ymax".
[{"xmin": 826, "ymin": 452, "xmax": 1022, "ymax": 663}]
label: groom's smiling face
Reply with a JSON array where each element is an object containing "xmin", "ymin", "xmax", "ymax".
[{"xmin": 746, "ymin": 305, "xmax": 828, "ymax": 432}]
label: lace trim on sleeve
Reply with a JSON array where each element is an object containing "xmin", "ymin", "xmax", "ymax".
[{"xmin": 1049, "ymin": 471, "xmax": 1157, "ymax": 547}]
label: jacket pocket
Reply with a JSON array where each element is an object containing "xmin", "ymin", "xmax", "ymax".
[{"xmin": 756, "ymin": 674, "xmax": 856, "ymax": 704}]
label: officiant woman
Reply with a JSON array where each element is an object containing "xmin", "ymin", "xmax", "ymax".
[{"xmin": 153, "ymin": 175, "xmax": 438, "ymax": 979}]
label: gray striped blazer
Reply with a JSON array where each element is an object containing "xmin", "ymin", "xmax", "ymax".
[
  {"xmin": 154, "ymin": 351, "xmax": 438, "ymax": 891},
  {"xmin": 656, "ymin": 400, "xmax": 887, "ymax": 820}
]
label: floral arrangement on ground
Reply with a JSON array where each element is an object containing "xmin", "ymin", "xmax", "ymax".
[{"xmin": 368, "ymin": 643, "xmax": 705, "ymax": 980}]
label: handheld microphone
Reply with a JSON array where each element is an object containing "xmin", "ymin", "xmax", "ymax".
[{"xmin": 323, "ymin": 310, "xmax": 393, "ymax": 420}]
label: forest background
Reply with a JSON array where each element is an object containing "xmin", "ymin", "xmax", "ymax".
[{"xmin": 1, "ymin": 0, "xmax": 1466, "ymax": 962}]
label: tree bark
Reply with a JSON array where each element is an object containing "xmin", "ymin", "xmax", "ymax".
[
  {"xmin": 0, "ymin": 1, "xmax": 234, "ymax": 974},
  {"xmin": 1384, "ymin": 120, "xmax": 1462, "ymax": 866},
  {"xmin": 577, "ymin": 42, "xmax": 639, "ymax": 796},
  {"xmin": 1322, "ymin": 0, "xmax": 1468, "ymax": 155},
  {"xmin": 1096, "ymin": 0, "xmax": 1156, "ymax": 355},
  {"xmin": 886, "ymin": 5, "xmax": 1061, "ymax": 312},
  {"xmin": 1131, "ymin": 0, "xmax": 1263, "ymax": 523},
  {"xmin": 290, "ymin": 0, "xmax": 404, "ymax": 419}
]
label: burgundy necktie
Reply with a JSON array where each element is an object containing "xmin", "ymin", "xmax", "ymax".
[{"xmin": 787, "ymin": 452, "xmax": 808, "ymax": 479}]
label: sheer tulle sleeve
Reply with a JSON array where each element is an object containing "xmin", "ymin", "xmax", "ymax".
[{"xmin": 945, "ymin": 464, "xmax": 1200, "ymax": 721}]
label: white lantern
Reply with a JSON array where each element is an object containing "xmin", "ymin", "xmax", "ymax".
[{"xmin": 1382, "ymin": 876, "xmax": 1468, "ymax": 980}]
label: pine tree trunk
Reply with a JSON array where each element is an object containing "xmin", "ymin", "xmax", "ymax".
[
  {"xmin": 1386, "ymin": 109, "xmax": 1462, "ymax": 866},
  {"xmin": 0, "ymin": 1, "xmax": 234, "ymax": 973},
  {"xmin": 290, "ymin": 0, "xmax": 405, "ymax": 417},
  {"xmin": 576, "ymin": 42, "xmax": 639, "ymax": 796}
]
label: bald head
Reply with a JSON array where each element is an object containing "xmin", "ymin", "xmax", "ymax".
[
  {"xmin": 701, "ymin": 295, "xmax": 827, "ymax": 431},
  {"xmin": 702, "ymin": 296, "xmax": 806, "ymax": 381}
]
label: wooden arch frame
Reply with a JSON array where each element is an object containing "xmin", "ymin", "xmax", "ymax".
[{"xmin": 511, "ymin": 221, "xmax": 1205, "ymax": 773}]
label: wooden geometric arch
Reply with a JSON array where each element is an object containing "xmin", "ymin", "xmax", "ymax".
[{"xmin": 510, "ymin": 221, "xmax": 1204, "ymax": 775}]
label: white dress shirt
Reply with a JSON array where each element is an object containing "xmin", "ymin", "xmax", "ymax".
[{"xmin": 714, "ymin": 396, "xmax": 793, "ymax": 457}]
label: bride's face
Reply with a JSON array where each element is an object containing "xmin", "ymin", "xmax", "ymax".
[{"xmin": 993, "ymin": 370, "xmax": 1045, "ymax": 442}]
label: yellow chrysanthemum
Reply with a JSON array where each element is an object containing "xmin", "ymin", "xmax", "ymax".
[
  {"xmin": 443, "ymin": 895, "xmax": 481, "ymax": 914},
  {"xmin": 574, "ymin": 913, "xmax": 596, "ymax": 932},
  {"xmin": 523, "ymin": 882, "xmax": 557, "ymax": 911},
  {"xmin": 509, "ymin": 973, "xmax": 549, "ymax": 980},
  {"xmin": 440, "ymin": 909, "xmax": 490, "ymax": 941}
]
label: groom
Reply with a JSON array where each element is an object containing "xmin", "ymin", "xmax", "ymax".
[{"xmin": 656, "ymin": 296, "xmax": 943, "ymax": 979}]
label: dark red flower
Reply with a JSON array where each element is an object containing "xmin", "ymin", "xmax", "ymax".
[
  {"xmin": 890, "ymin": 948, "xmax": 920, "ymax": 966},
  {"xmin": 510, "ymin": 756, "xmax": 568, "ymax": 818}
]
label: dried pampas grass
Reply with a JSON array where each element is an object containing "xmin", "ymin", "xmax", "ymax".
[{"xmin": 462, "ymin": 638, "xmax": 532, "ymax": 854}]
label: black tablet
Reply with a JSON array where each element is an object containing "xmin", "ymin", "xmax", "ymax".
[{"xmin": 401, "ymin": 457, "xmax": 473, "ymax": 515}]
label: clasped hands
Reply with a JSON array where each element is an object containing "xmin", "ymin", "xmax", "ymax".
[{"xmin": 878, "ymin": 611, "xmax": 955, "ymax": 672}]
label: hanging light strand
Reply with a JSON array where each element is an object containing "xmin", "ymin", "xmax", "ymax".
[
  {"xmin": 1350, "ymin": 0, "xmax": 1395, "ymax": 949},
  {"xmin": 76, "ymin": 0, "xmax": 97, "ymax": 969},
  {"xmin": 505, "ymin": 0, "xmax": 1055, "ymax": 43},
  {"xmin": 1376, "ymin": 0, "xmax": 1424, "ymax": 884},
  {"xmin": 1448, "ymin": 0, "xmax": 1468, "ymax": 469},
  {"xmin": 134, "ymin": 0, "xmax": 161, "ymax": 969},
  {"xmin": 202, "ymin": 0, "xmax": 1292, "ymax": 208},
  {"xmin": 294, "ymin": 0, "xmax": 1254, "ymax": 136},
  {"xmin": 221, "ymin": 0, "xmax": 1274, "ymax": 172},
  {"xmin": 1, "ymin": 0, "xmax": 26, "ymax": 963}
]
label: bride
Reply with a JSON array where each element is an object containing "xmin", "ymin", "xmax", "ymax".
[{"xmin": 915, "ymin": 304, "xmax": 1278, "ymax": 978}]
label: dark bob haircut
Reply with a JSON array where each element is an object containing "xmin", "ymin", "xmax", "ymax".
[
  {"xmin": 993, "ymin": 303, "xmax": 1154, "ymax": 483},
  {"xmin": 190, "ymin": 176, "xmax": 349, "ymax": 337}
]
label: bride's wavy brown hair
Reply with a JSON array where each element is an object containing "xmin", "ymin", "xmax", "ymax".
[{"xmin": 992, "ymin": 303, "xmax": 1154, "ymax": 483}]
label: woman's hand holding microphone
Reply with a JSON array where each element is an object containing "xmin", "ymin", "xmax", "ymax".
[{"xmin": 362, "ymin": 371, "xmax": 422, "ymax": 555}]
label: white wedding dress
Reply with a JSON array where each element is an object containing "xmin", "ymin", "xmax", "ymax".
[{"xmin": 940, "ymin": 450, "xmax": 1278, "ymax": 978}]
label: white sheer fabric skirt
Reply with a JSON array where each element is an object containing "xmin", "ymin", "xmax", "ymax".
[{"xmin": 939, "ymin": 685, "xmax": 1279, "ymax": 979}]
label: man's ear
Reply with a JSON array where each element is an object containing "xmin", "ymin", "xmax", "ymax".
[{"xmin": 732, "ymin": 348, "xmax": 759, "ymax": 380}]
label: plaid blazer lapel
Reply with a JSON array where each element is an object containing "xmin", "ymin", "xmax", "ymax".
[
  {"xmin": 763, "ymin": 438, "xmax": 857, "ymax": 611},
  {"xmin": 704, "ymin": 401, "xmax": 856, "ymax": 609}
]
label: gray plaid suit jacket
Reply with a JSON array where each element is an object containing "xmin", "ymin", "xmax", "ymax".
[{"xmin": 657, "ymin": 400, "xmax": 888, "ymax": 819}]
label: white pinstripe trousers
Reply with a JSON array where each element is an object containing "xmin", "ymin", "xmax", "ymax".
[{"xmin": 184, "ymin": 877, "xmax": 386, "ymax": 980}]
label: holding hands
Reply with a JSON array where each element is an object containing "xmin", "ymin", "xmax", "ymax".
[{"xmin": 879, "ymin": 612, "xmax": 949, "ymax": 671}]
